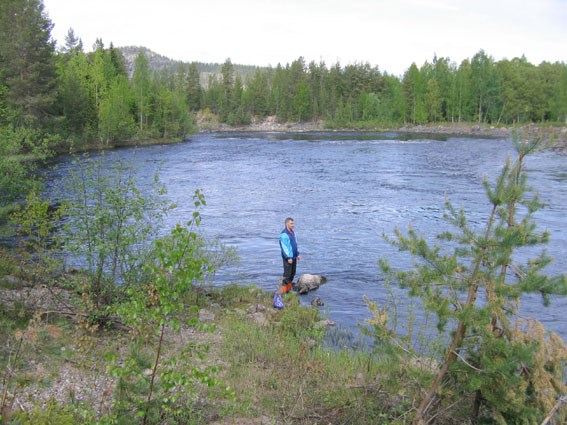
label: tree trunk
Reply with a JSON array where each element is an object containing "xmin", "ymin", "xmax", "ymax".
[
  {"xmin": 412, "ymin": 284, "xmax": 477, "ymax": 424},
  {"xmin": 413, "ymin": 203, "xmax": 498, "ymax": 425}
]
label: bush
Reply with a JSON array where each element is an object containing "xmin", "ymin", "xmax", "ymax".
[{"xmin": 61, "ymin": 154, "xmax": 172, "ymax": 320}]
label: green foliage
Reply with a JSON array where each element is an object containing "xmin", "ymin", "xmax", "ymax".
[
  {"xmin": 403, "ymin": 63, "xmax": 427, "ymax": 124},
  {"xmin": 110, "ymin": 190, "xmax": 225, "ymax": 424},
  {"xmin": 10, "ymin": 189, "xmax": 64, "ymax": 285},
  {"xmin": 98, "ymin": 75, "xmax": 136, "ymax": 143},
  {"xmin": 132, "ymin": 51, "xmax": 151, "ymax": 135},
  {"xmin": 0, "ymin": 248, "xmax": 17, "ymax": 280},
  {"xmin": 278, "ymin": 302, "xmax": 324, "ymax": 340},
  {"xmin": 61, "ymin": 155, "xmax": 172, "ymax": 320},
  {"xmin": 151, "ymin": 74, "xmax": 195, "ymax": 138},
  {"xmin": 8, "ymin": 398, "xmax": 78, "ymax": 425},
  {"xmin": 51, "ymin": 40, "xmax": 197, "ymax": 148},
  {"xmin": 226, "ymin": 106, "xmax": 251, "ymax": 126},
  {"xmin": 117, "ymin": 189, "xmax": 211, "ymax": 333},
  {"xmin": 376, "ymin": 130, "xmax": 567, "ymax": 424},
  {"xmin": 0, "ymin": 125, "xmax": 53, "ymax": 218},
  {"xmin": 293, "ymin": 80, "xmax": 311, "ymax": 122},
  {"xmin": 198, "ymin": 51, "xmax": 567, "ymax": 127},
  {"xmin": 56, "ymin": 49, "xmax": 94, "ymax": 144},
  {"xmin": 186, "ymin": 62, "xmax": 202, "ymax": 112}
]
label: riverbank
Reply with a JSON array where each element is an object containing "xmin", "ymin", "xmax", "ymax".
[
  {"xmin": 51, "ymin": 120, "xmax": 567, "ymax": 155},
  {"xmin": 198, "ymin": 116, "xmax": 512, "ymax": 137},
  {"xmin": 197, "ymin": 117, "xmax": 567, "ymax": 154},
  {"xmin": 0, "ymin": 266, "xmax": 368, "ymax": 424}
]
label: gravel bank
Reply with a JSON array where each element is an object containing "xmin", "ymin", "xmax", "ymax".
[{"xmin": 197, "ymin": 117, "xmax": 567, "ymax": 154}]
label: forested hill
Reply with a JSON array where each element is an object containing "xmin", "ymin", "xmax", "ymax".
[{"xmin": 119, "ymin": 46, "xmax": 262, "ymax": 81}]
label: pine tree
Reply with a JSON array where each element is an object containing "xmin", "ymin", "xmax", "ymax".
[
  {"xmin": 108, "ymin": 42, "xmax": 128, "ymax": 77},
  {"xmin": 271, "ymin": 64, "xmax": 291, "ymax": 121},
  {"xmin": 377, "ymin": 131, "xmax": 567, "ymax": 424}
]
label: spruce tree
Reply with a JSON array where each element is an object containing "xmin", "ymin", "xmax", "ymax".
[
  {"xmin": 61, "ymin": 27, "xmax": 82, "ymax": 54},
  {"xmin": 0, "ymin": 0, "xmax": 57, "ymax": 126},
  {"xmin": 220, "ymin": 58, "xmax": 235, "ymax": 120},
  {"xmin": 186, "ymin": 62, "xmax": 202, "ymax": 112}
]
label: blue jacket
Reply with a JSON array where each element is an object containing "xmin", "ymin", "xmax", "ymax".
[{"xmin": 279, "ymin": 228, "xmax": 298, "ymax": 260}]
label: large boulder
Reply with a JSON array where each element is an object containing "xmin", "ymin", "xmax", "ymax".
[{"xmin": 295, "ymin": 274, "xmax": 327, "ymax": 294}]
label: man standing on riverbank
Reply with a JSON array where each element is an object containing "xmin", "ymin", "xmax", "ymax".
[{"xmin": 279, "ymin": 217, "xmax": 301, "ymax": 294}]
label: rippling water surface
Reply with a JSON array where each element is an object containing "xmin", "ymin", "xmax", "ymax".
[{"xmin": 47, "ymin": 132, "xmax": 567, "ymax": 340}]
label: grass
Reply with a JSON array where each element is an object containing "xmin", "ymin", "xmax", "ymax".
[
  {"xmin": 0, "ymin": 248, "xmax": 467, "ymax": 424},
  {"xmin": 207, "ymin": 291, "xmax": 415, "ymax": 424}
]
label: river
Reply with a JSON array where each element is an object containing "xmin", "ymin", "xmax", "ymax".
[{"xmin": 46, "ymin": 131, "xmax": 567, "ymax": 342}]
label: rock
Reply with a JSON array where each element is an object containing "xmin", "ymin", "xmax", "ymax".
[
  {"xmin": 246, "ymin": 304, "xmax": 267, "ymax": 314},
  {"xmin": 295, "ymin": 274, "xmax": 327, "ymax": 294},
  {"xmin": 315, "ymin": 319, "xmax": 336, "ymax": 328},
  {"xmin": 311, "ymin": 296, "xmax": 324, "ymax": 307},
  {"xmin": 199, "ymin": 309, "xmax": 215, "ymax": 322},
  {"xmin": 252, "ymin": 312, "xmax": 268, "ymax": 326}
]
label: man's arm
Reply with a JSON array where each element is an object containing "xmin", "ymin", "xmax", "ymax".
[{"xmin": 279, "ymin": 233, "xmax": 293, "ymax": 259}]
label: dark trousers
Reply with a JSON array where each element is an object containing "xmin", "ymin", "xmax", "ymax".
[{"xmin": 282, "ymin": 258, "xmax": 297, "ymax": 285}]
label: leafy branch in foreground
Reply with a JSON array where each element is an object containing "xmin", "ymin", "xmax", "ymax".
[
  {"xmin": 374, "ymin": 130, "xmax": 567, "ymax": 424},
  {"xmin": 110, "ymin": 189, "xmax": 231, "ymax": 425}
]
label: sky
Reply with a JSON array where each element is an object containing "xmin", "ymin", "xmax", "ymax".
[{"xmin": 43, "ymin": 0, "xmax": 567, "ymax": 76}]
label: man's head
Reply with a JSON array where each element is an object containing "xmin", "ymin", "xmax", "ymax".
[{"xmin": 285, "ymin": 217, "xmax": 294, "ymax": 231}]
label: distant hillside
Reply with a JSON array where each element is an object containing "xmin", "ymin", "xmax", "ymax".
[{"xmin": 118, "ymin": 46, "xmax": 264, "ymax": 83}]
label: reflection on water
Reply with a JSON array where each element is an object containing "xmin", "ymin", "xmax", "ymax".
[{"xmin": 45, "ymin": 132, "xmax": 567, "ymax": 340}]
